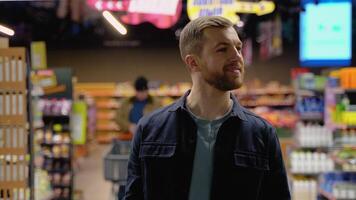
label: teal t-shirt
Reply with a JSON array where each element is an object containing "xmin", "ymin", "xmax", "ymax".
[{"xmin": 187, "ymin": 106, "xmax": 232, "ymax": 200}]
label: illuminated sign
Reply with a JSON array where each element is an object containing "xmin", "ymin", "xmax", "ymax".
[
  {"xmin": 87, "ymin": 0, "xmax": 182, "ymax": 29},
  {"xmin": 187, "ymin": 0, "xmax": 275, "ymax": 23},
  {"xmin": 300, "ymin": 0, "xmax": 352, "ymax": 67},
  {"xmin": 128, "ymin": 0, "xmax": 180, "ymax": 15}
]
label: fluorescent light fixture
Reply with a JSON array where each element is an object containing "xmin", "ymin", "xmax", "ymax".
[
  {"xmin": 102, "ymin": 10, "xmax": 127, "ymax": 35},
  {"xmin": 0, "ymin": 24, "xmax": 14, "ymax": 36}
]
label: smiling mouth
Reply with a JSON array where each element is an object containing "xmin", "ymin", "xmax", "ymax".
[{"xmin": 225, "ymin": 65, "xmax": 242, "ymax": 73}]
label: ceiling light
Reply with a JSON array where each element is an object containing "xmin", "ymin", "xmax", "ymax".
[
  {"xmin": 102, "ymin": 10, "xmax": 127, "ymax": 35},
  {"xmin": 0, "ymin": 24, "xmax": 15, "ymax": 36}
]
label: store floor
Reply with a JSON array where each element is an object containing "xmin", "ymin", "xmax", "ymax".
[{"xmin": 75, "ymin": 143, "xmax": 112, "ymax": 200}]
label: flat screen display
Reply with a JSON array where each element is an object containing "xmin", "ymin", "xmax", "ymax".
[{"xmin": 300, "ymin": 0, "xmax": 352, "ymax": 67}]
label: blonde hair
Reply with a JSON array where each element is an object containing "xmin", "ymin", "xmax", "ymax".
[{"xmin": 179, "ymin": 16, "xmax": 233, "ymax": 60}]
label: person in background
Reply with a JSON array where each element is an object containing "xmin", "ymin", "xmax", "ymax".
[
  {"xmin": 124, "ymin": 16, "xmax": 290, "ymax": 200},
  {"xmin": 115, "ymin": 76, "xmax": 161, "ymax": 134}
]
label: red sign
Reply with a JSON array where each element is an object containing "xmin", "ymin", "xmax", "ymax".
[{"xmin": 87, "ymin": 0, "xmax": 182, "ymax": 29}]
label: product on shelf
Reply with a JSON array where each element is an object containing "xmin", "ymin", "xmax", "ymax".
[
  {"xmin": 297, "ymin": 73, "xmax": 327, "ymax": 91},
  {"xmin": 296, "ymin": 96, "xmax": 324, "ymax": 118},
  {"xmin": 32, "ymin": 99, "xmax": 73, "ymax": 199},
  {"xmin": 296, "ymin": 123, "xmax": 333, "ymax": 148},
  {"xmin": 319, "ymin": 172, "xmax": 356, "ymax": 200},
  {"xmin": 290, "ymin": 151, "xmax": 334, "ymax": 174},
  {"xmin": 34, "ymin": 168, "xmax": 52, "ymax": 200},
  {"xmin": 339, "ymin": 68, "xmax": 356, "ymax": 89},
  {"xmin": 39, "ymin": 99, "xmax": 72, "ymax": 116},
  {"xmin": 251, "ymin": 107, "xmax": 298, "ymax": 129},
  {"xmin": 334, "ymin": 128, "xmax": 356, "ymax": 146},
  {"xmin": 331, "ymin": 147, "xmax": 356, "ymax": 172},
  {"xmin": 292, "ymin": 179, "xmax": 317, "ymax": 200}
]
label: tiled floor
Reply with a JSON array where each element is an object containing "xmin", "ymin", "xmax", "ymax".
[{"xmin": 74, "ymin": 143, "xmax": 113, "ymax": 200}]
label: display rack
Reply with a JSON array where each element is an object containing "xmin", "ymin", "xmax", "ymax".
[
  {"xmin": 290, "ymin": 69, "xmax": 356, "ymax": 200},
  {"xmin": 0, "ymin": 48, "xmax": 30, "ymax": 200},
  {"xmin": 31, "ymin": 68, "xmax": 74, "ymax": 200}
]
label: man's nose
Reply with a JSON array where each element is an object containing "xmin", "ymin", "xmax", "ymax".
[{"xmin": 230, "ymin": 47, "xmax": 242, "ymax": 61}]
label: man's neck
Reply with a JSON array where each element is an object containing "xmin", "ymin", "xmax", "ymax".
[{"xmin": 186, "ymin": 84, "xmax": 232, "ymax": 121}]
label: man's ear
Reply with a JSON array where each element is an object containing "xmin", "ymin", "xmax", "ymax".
[{"xmin": 184, "ymin": 54, "xmax": 200, "ymax": 72}]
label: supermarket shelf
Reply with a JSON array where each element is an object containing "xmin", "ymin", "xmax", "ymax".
[
  {"xmin": 83, "ymin": 91, "xmax": 186, "ymax": 98},
  {"xmin": 236, "ymin": 89, "xmax": 294, "ymax": 96},
  {"xmin": 96, "ymin": 127, "xmax": 120, "ymax": 131},
  {"xmin": 52, "ymin": 198, "xmax": 70, "ymax": 200},
  {"xmin": 299, "ymin": 88, "xmax": 324, "ymax": 93},
  {"xmin": 43, "ymin": 115, "xmax": 70, "ymax": 118},
  {"xmin": 295, "ymin": 146, "xmax": 331, "ymax": 151},
  {"xmin": 344, "ymin": 89, "xmax": 356, "ymax": 93},
  {"xmin": 291, "ymin": 172, "xmax": 321, "ymax": 176},
  {"xmin": 47, "ymin": 169, "xmax": 71, "ymax": 174},
  {"xmin": 296, "ymin": 89, "xmax": 324, "ymax": 97},
  {"xmin": 318, "ymin": 188, "xmax": 336, "ymax": 200},
  {"xmin": 299, "ymin": 113, "xmax": 323, "ymax": 121},
  {"xmin": 44, "ymin": 155, "xmax": 71, "ymax": 161},
  {"xmin": 40, "ymin": 142, "xmax": 71, "ymax": 146},
  {"xmin": 345, "ymin": 125, "xmax": 356, "ymax": 129},
  {"xmin": 330, "ymin": 154, "xmax": 356, "ymax": 166},
  {"xmin": 52, "ymin": 184, "xmax": 71, "ymax": 188},
  {"xmin": 95, "ymin": 133, "xmax": 132, "ymax": 143},
  {"xmin": 243, "ymin": 102, "xmax": 295, "ymax": 108}
]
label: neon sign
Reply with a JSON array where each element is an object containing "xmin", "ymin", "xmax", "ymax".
[
  {"xmin": 187, "ymin": 0, "xmax": 275, "ymax": 23},
  {"xmin": 87, "ymin": 0, "xmax": 182, "ymax": 29}
]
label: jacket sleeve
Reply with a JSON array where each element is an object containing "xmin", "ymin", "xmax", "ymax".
[
  {"xmin": 124, "ymin": 123, "xmax": 144, "ymax": 200},
  {"xmin": 116, "ymin": 99, "xmax": 131, "ymax": 133},
  {"xmin": 259, "ymin": 127, "xmax": 291, "ymax": 200}
]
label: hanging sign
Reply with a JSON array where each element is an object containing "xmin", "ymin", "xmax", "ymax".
[
  {"xmin": 87, "ymin": 0, "xmax": 182, "ymax": 29},
  {"xmin": 187, "ymin": 0, "xmax": 275, "ymax": 23},
  {"xmin": 31, "ymin": 41, "xmax": 47, "ymax": 70}
]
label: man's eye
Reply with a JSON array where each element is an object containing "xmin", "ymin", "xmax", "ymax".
[{"xmin": 217, "ymin": 48, "xmax": 227, "ymax": 52}]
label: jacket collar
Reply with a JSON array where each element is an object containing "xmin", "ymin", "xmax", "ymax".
[{"xmin": 169, "ymin": 90, "xmax": 248, "ymax": 121}]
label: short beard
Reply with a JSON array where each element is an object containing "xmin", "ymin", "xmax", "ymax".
[{"xmin": 204, "ymin": 72, "xmax": 243, "ymax": 91}]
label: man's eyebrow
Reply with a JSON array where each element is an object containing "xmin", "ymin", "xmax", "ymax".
[
  {"xmin": 214, "ymin": 42, "xmax": 229, "ymax": 48},
  {"xmin": 214, "ymin": 41, "xmax": 242, "ymax": 48}
]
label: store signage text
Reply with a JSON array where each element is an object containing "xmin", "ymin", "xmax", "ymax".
[
  {"xmin": 128, "ymin": 0, "xmax": 180, "ymax": 15},
  {"xmin": 187, "ymin": 0, "xmax": 275, "ymax": 23}
]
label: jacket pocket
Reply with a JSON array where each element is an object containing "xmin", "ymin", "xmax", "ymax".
[
  {"xmin": 139, "ymin": 143, "xmax": 176, "ymax": 159},
  {"xmin": 234, "ymin": 152, "xmax": 269, "ymax": 171}
]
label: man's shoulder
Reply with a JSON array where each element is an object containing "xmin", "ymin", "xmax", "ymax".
[
  {"xmin": 239, "ymin": 106, "xmax": 275, "ymax": 132},
  {"xmin": 138, "ymin": 101, "xmax": 178, "ymax": 127}
]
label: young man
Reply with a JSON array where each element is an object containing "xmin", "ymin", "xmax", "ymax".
[
  {"xmin": 124, "ymin": 16, "xmax": 291, "ymax": 200},
  {"xmin": 116, "ymin": 76, "xmax": 160, "ymax": 134}
]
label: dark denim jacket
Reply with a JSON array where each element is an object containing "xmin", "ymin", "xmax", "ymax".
[{"xmin": 124, "ymin": 92, "xmax": 291, "ymax": 200}]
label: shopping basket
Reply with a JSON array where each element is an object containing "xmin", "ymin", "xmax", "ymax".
[{"xmin": 104, "ymin": 139, "xmax": 131, "ymax": 184}]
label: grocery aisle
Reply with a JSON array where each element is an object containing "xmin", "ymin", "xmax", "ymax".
[{"xmin": 75, "ymin": 143, "xmax": 112, "ymax": 200}]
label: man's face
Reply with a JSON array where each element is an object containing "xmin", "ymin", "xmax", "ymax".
[
  {"xmin": 197, "ymin": 26, "xmax": 245, "ymax": 91},
  {"xmin": 136, "ymin": 90, "xmax": 148, "ymax": 101}
]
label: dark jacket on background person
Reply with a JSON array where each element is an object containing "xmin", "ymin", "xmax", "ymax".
[
  {"xmin": 115, "ymin": 95, "xmax": 161, "ymax": 133},
  {"xmin": 124, "ymin": 91, "xmax": 291, "ymax": 200}
]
